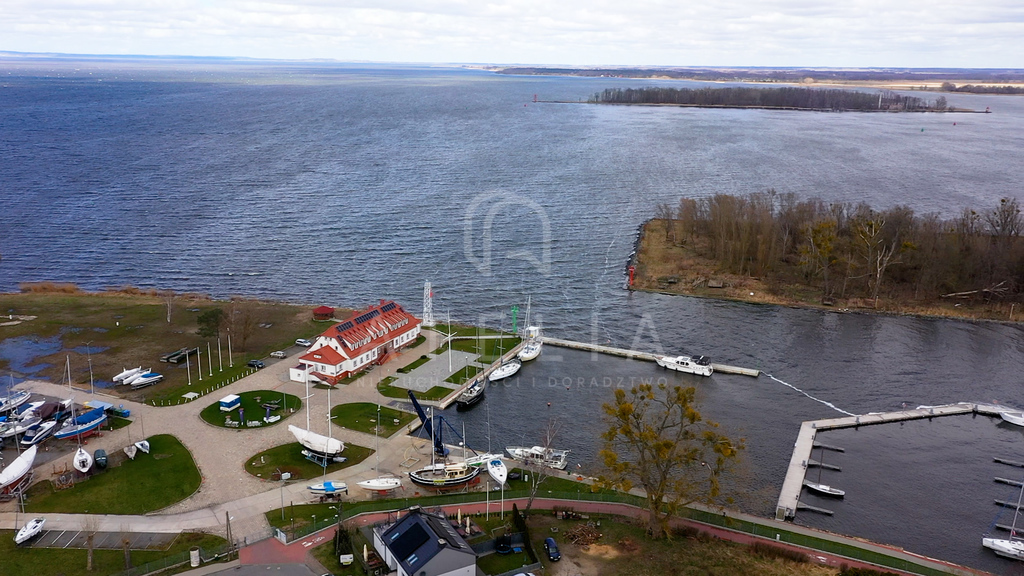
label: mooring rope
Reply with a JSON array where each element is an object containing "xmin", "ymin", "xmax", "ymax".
[{"xmin": 765, "ymin": 374, "xmax": 856, "ymax": 416}]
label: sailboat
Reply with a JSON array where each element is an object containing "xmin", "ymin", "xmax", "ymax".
[
  {"xmin": 803, "ymin": 446, "xmax": 844, "ymax": 498},
  {"xmin": 486, "ymin": 458, "xmax": 508, "ymax": 485},
  {"xmin": 455, "ymin": 380, "xmax": 485, "ymax": 410},
  {"xmin": 0, "ymin": 445, "xmax": 37, "ymax": 494},
  {"xmin": 308, "ymin": 480, "xmax": 348, "ymax": 495},
  {"xmin": 488, "ymin": 314, "xmax": 521, "ymax": 381},
  {"xmin": 64, "ymin": 402, "xmax": 93, "ymax": 473},
  {"xmin": 407, "ymin": 400, "xmax": 481, "ymax": 489},
  {"xmin": 14, "ymin": 517, "xmax": 45, "ymax": 545},
  {"xmin": 290, "ymin": 365, "xmax": 345, "ymax": 459},
  {"xmin": 0, "ymin": 389, "xmax": 31, "ymax": 414},
  {"xmin": 357, "ymin": 405, "xmax": 402, "ymax": 492},
  {"xmin": 516, "ymin": 298, "xmax": 542, "ymax": 362},
  {"xmin": 984, "ymin": 477, "xmax": 1024, "ymax": 559}
]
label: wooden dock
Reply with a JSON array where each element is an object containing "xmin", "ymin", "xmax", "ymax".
[
  {"xmin": 776, "ymin": 402, "xmax": 1006, "ymax": 521},
  {"xmin": 540, "ymin": 337, "xmax": 759, "ymax": 377}
]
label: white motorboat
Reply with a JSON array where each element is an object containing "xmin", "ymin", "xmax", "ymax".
[
  {"xmin": 74, "ymin": 446, "xmax": 93, "ymax": 473},
  {"xmin": 802, "ymin": 480, "xmax": 845, "ymax": 497},
  {"xmin": 135, "ymin": 440, "xmax": 151, "ymax": 454},
  {"xmin": 0, "ymin": 417, "xmax": 37, "ymax": 439},
  {"xmin": 0, "ymin": 445, "xmax": 37, "ymax": 493},
  {"xmin": 20, "ymin": 419, "xmax": 57, "ymax": 447},
  {"xmin": 130, "ymin": 372, "xmax": 164, "ymax": 389},
  {"xmin": 0, "ymin": 389, "xmax": 31, "ymax": 414},
  {"xmin": 308, "ymin": 481, "xmax": 348, "ymax": 495},
  {"xmin": 517, "ymin": 340, "xmax": 542, "ymax": 362},
  {"xmin": 1002, "ymin": 411, "xmax": 1024, "ymax": 427},
  {"xmin": 122, "ymin": 369, "xmax": 151, "ymax": 386},
  {"xmin": 14, "ymin": 401, "xmax": 44, "ymax": 420},
  {"xmin": 113, "ymin": 366, "xmax": 143, "ymax": 383},
  {"xmin": 14, "ymin": 517, "xmax": 45, "ymax": 545},
  {"xmin": 357, "ymin": 477, "xmax": 402, "ymax": 491},
  {"xmin": 505, "ymin": 445, "xmax": 570, "ymax": 470},
  {"xmin": 656, "ymin": 355, "xmax": 713, "ymax": 377},
  {"xmin": 488, "ymin": 359, "xmax": 522, "ymax": 382},
  {"xmin": 486, "ymin": 458, "xmax": 508, "ymax": 485},
  {"xmin": 124, "ymin": 444, "xmax": 138, "ymax": 460},
  {"xmin": 289, "ymin": 424, "xmax": 344, "ymax": 457}
]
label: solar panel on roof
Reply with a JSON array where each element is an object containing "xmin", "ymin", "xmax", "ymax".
[
  {"xmin": 354, "ymin": 309, "xmax": 381, "ymax": 324},
  {"xmin": 381, "ymin": 302, "xmax": 397, "ymax": 313},
  {"xmin": 336, "ymin": 321, "xmax": 354, "ymax": 332}
]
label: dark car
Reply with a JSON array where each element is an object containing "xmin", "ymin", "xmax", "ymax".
[
  {"xmin": 247, "ymin": 360, "xmax": 265, "ymax": 369},
  {"xmin": 544, "ymin": 537, "xmax": 561, "ymax": 561}
]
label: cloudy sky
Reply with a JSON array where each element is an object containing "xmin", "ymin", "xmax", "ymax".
[{"xmin": 2, "ymin": 0, "xmax": 1022, "ymax": 68}]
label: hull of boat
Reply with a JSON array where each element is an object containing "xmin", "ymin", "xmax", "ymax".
[
  {"xmin": 0, "ymin": 390, "xmax": 32, "ymax": 414},
  {"xmin": 357, "ymin": 477, "xmax": 402, "ymax": 491},
  {"xmin": 488, "ymin": 359, "xmax": 522, "ymax": 382},
  {"xmin": 124, "ymin": 445, "xmax": 138, "ymax": 460},
  {"xmin": 487, "ymin": 459, "xmax": 508, "ymax": 485},
  {"xmin": 455, "ymin": 384, "xmax": 485, "ymax": 410},
  {"xmin": 113, "ymin": 367, "xmax": 143, "ymax": 383},
  {"xmin": 135, "ymin": 440, "xmax": 151, "ymax": 454},
  {"xmin": 74, "ymin": 446, "xmax": 93, "ymax": 473},
  {"xmin": 409, "ymin": 463, "xmax": 482, "ymax": 488},
  {"xmin": 122, "ymin": 370, "xmax": 150, "ymax": 386},
  {"xmin": 15, "ymin": 518, "xmax": 45, "ymax": 545},
  {"xmin": 54, "ymin": 409, "xmax": 107, "ymax": 440},
  {"xmin": 20, "ymin": 420, "xmax": 57, "ymax": 447},
  {"xmin": 289, "ymin": 425, "xmax": 344, "ymax": 457},
  {"xmin": 656, "ymin": 356, "xmax": 713, "ymax": 377},
  {"xmin": 517, "ymin": 342, "xmax": 542, "ymax": 361},
  {"xmin": 803, "ymin": 480, "xmax": 845, "ymax": 497},
  {"xmin": 1002, "ymin": 412, "xmax": 1024, "ymax": 427},
  {"xmin": 983, "ymin": 537, "xmax": 1024, "ymax": 559},
  {"xmin": 308, "ymin": 481, "xmax": 348, "ymax": 495},
  {"xmin": 130, "ymin": 373, "xmax": 164, "ymax": 389},
  {"xmin": 0, "ymin": 446, "xmax": 37, "ymax": 492},
  {"xmin": 505, "ymin": 445, "xmax": 570, "ymax": 470}
]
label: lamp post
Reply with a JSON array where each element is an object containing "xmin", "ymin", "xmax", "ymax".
[{"xmin": 85, "ymin": 341, "xmax": 95, "ymax": 395}]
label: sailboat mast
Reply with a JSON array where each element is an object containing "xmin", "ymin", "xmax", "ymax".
[{"xmin": 1011, "ymin": 475, "xmax": 1024, "ymax": 537}]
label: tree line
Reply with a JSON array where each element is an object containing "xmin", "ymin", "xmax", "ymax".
[
  {"xmin": 592, "ymin": 86, "xmax": 943, "ymax": 111},
  {"xmin": 656, "ymin": 192, "xmax": 1024, "ymax": 306},
  {"xmin": 940, "ymin": 82, "xmax": 1024, "ymax": 95}
]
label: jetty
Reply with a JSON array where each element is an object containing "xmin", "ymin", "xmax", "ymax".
[
  {"xmin": 539, "ymin": 337, "xmax": 759, "ymax": 377},
  {"xmin": 776, "ymin": 402, "xmax": 1007, "ymax": 521}
]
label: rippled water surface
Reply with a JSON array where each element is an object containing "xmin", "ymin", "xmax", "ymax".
[{"xmin": 2, "ymin": 61, "xmax": 1024, "ymax": 572}]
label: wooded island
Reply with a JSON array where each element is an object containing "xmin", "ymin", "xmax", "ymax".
[
  {"xmin": 592, "ymin": 86, "xmax": 957, "ymax": 112},
  {"xmin": 634, "ymin": 192, "xmax": 1024, "ymax": 321}
]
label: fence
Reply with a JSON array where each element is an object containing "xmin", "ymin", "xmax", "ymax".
[
  {"xmin": 272, "ymin": 490, "xmax": 965, "ymax": 576},
  {"xmin": 147, "ymin": 368, "xmax": 258, "ymax": 407},
  {"xmin": 110, "ymin": 542, "xmax": 235, "ymax": 576}
]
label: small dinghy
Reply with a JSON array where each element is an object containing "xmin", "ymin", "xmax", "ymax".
[
  {"xmin": 135, "ymin": 440, "xmax": 150, "ymax": 454},
  {"xmin": 94, "ymin": 449, "xmax": 108, "ymax": 469},
  {"xmin": 15, "ymin": 517, "xmax": 45, "ymax": 545},
  {"xmin": 74, "ymin": 446, "xmax": 93, "ymax": 473},
  {"xmin": 124, "ymin": 444, "xmax": 138, "ymax": 460},
  {"xmin": 113, "ymin": 366, "xmax": 143, "ymax": 383},
  {"xmin": 1001, "ymin": 411, "xmax": 1024, "ymax": 427}
]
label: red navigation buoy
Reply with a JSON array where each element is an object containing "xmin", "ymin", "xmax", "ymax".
[{"xmin": 547, "ymin": 402, "xmax": 551, "ymax": 406}]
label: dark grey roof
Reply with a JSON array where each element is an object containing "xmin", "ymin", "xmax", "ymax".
[{"xmin": 380, "ymin": 508, "xmax": 475, "ymax": 576}]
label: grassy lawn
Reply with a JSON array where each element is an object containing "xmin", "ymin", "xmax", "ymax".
[
  {"xmin": 106, "ymin": 416, "xmax": 132, "ymax": 430},
  {"xmin": 24, "ymin": 434, "xmax": 201, "ymax": 514},
  {"xmin": 244, "ymin": 442, "xmax": 373, "ymax": 481},
  {"xmin": 427, "ymin": 324, "xmax": 503, "ymax": 339},
  {"xmin": 0, "ymin": 531, "xmax": 228, "ymax": 576},
  {"xmin": 435, "ymin": 337, "xmax": 522, "ymax": 364},
  {"xmin": 312, "ymin": 536, "xmax": 365, "ymax": 576},
  {"xmin": 377, "ymin": 378, "xmax": 451, "ymax": 401},
  {"xmin": 199, "ymin": 390, "xmax": 301, "ymax": 428},
  {"xmin": 478, "ymin": 550, "xmax": 535, "ymax": 575},
  {"xmin": 526, "ymin": 515, "xmax": 836, "ymax": 576},
  {"xmin": 445, "ymin": 365, "xmax": 481, "ymax": 385},
  {"xmin": 266, "ymin": 502, "xmax": 342, "ymax": 532},
  {"xmin": 0, "ymin": 289, "xmax": 337, "ymax": 403},
  {"xmin": 396, "ymin": 355, "xmax": 430, "ymax": 373},
  {"xmin": 330, "ymin": 403, "xmax": 416, "ymax": 437}
]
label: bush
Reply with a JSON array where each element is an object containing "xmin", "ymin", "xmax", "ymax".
[
  {"xmin": 839, "ymin": 568, "xmax": 899, "ymax": 576},
  {"xmin": 749, "ymin": 541, "xmax": 809, "ymax": 563},
  {"xmin": 19, "ymin": 282, "xmax": 81, "ymax": 293}
]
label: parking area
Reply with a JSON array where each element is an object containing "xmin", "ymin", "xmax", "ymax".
[{"xmin": 28, "ymin": 530, "xmax": 179, "ymax": 550}]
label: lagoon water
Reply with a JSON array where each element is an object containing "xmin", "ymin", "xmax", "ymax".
[{"xmin": 2, "ymin": 60, "xmax": 1024, "ymax": 571}]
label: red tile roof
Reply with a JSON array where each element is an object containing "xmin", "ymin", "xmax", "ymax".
[
  {"xmin": 300, "ymin": 346, "xmax": 346, "ymax": 366},
  {"xmin": 313, "ymin": 306, "xmax": 335, "ymax": 314},
  {"xmin": 310, "ymin": 300, "xmax": 421, "ymax": 364}
]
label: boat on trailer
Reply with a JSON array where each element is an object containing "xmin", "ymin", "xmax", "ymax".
[
  {"xmin": 74, "ymin": 446, "xmax": 93, "ymax": 473},
  {"xmin": 130, "ymin": 372, "xmax": 164, "ymax": 389},
  {"xmin": 14, "ymin": 517, "xmax": 45, "ymax": 545},
  {"xmin": 357, "ymin": 477, "xmax": 402, "ymax": 491},
  {"xmin": 54, "ymin": 407, "xmax": 107, "ymax": 440},
  {"xmin": 0, "ymin": 446, "xmax": 38, "ymax": 493},
  {"xmin": 656, "ymin": 355, "xmax": 713, "ymax": 377},
  {"xmin": 289, "ymin": 425, "xmax": 345, "ymax": 458},
  {"xmin": 112, "ymin": 366, "xmax": 143, "ymax": 383},
  {"xmin": 308, "ymin": 481, "xmax": 348, "ymax": 495},
  {"xmin": 20, "ymin": 420, "xmax": 58, "ymax": 447}
]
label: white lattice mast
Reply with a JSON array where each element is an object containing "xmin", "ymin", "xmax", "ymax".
[{"xmin": 421, "ymin": 281, "xmax": 435, "ymax": 327}]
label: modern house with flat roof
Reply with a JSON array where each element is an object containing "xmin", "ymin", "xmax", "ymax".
[
  {"xmin": 372, "ymin": 506, "xmax": 476, "ymax": 576},
  {"xmin": 289, "ymin": 299, "xmax": 420, "ymax": 386}
]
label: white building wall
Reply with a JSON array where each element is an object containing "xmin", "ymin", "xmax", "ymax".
[{"xmin": 437, "ymin": 565, "xmax": 476, "ymax": 576}]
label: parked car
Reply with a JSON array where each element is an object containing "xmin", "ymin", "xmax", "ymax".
[
  {"xmin": 270, "ymin": 351, "xmax": 287, "ymax": 359},
  {"xmin": 295, "ymin": 338, "xmax": 312, "ymax": 347},
  {"xmin": 247, "ymin": 360, "xmax": 265, "ymax": 369},
  {"xmin": 544, "ymin": 537, "xmax": 561, "ymax": 561}
]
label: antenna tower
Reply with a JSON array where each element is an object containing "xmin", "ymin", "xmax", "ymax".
[{"xmin": 422, "ymin": 281, "xmax": 436, "ymax": 327}]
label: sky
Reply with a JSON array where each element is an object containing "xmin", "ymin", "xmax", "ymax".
[{"xmin": 1, "ymin": 0, "xmax": 1023, "ymax": 68}]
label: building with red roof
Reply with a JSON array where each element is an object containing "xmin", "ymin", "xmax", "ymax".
[{"xmin": 289, "ymin": 300, "xmax": 421, "ymax": 386}]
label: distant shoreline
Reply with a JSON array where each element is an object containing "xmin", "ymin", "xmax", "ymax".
[{"xmin": 540, "ymin": 100, "xmax": 985, "ymax": 113}]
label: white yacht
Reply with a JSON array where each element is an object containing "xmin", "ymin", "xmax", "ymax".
[
  {"xmin": 505, "ymin": 445, "xmax": 569, "ymax": 470},
  {"xmin": 656, "ymin": 354, "xmax": 713, "ymax": 377},
  {"xmin": 488, "ymin": 359, "xmax": 522, "ymax": 382}
]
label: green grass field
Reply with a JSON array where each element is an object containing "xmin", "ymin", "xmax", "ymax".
[
  {"xmin": 330, "ymin": 403, "xmax": 416, "ymax": 437},
  {"xmin": 0, "ymin": 531, "xmax": 228, "ymax": 576},
  {"xmin": 396, "ymin": 355, "xmax": 430, "ymax": 373},
  {"xmin": 198, "ymin": 390, "xmax": 301, "ymax": 428},
  {"xmin": 377, "ymin": 377, "xmax": 452, "ymax": 401},
  {"xmin": 244, "ymin": 442, "xmax": 373, "ymax": 480},
  {"xmin": 445, "ymin": 365, "xmax": 481, "ymax": 385},
  {"xmin": 24, "ymin": 434, "xmax": 201, "ymax": 515}
]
